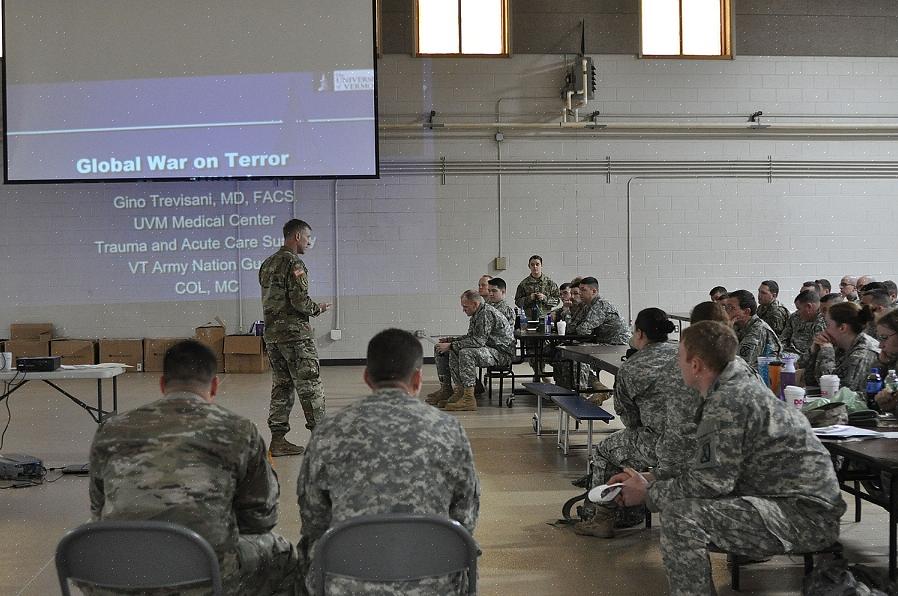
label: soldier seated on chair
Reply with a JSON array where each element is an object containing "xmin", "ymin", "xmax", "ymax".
[
  {"xmin": 430, "ymin": 290, "xmax": 515, "ymax": 412},
  {"xmin": 609, "ymin": 321, "xmax": 845, "ymax": 596},
  {"xmin": 88, "ymin": 340, "xmax": 297, "ymax": 595}
]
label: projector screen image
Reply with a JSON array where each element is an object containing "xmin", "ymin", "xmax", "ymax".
[{"xmin": 3, "ymin": 0, "xmax": 378, "ymax": 182}]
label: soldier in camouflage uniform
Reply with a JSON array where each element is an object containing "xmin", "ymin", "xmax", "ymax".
[
  {"xmin": 874, "ymin": 310, "xmax": 898, "ymax": 411},
  {"xmin": 574, "ymin": 309, "xmax": 701, "ymax": 538},
  {"xmin": 549, "ymin": 283, "xmax": 573, "ymax": 324},
  {"xmin": 513, "ymin": 255, "xmax": 560, "ymax": 319},
  {"xmin": 88, "ymin": 341, "xmax": 296, "ymax": 596},
  {"xmin": 259, "ymin": 219, "xmax": 331, "ymax": 456},
  {"xmin": 486, "ymin": 277, "xmax": 515, "ymax": 323},
  {"xmin": 781, "ymin": 290, "xmax": 826, "ymax": 368},
  {"xmin": 723, "ymin": 290, "xmax": 782, "ymax": 370},
  {"xmin": 297, "ymin": 329, "xmax": 479, "ymax": 596},
  {"xmin": 756, "ymin": 280, "xmax": 790, "ymax": 336},
  {"xmin": 807, "ymin": 301, "xmax": 880, "ymax": 392},
  {"xmin": 553, "ymin": 277, "xmax": 631, "ymax": 390},
  {"xmin": 432, "ymin": 291, "xmax": 515, "ymax": 412},
  {"xmin": 610, "ymin": 322, "xmax": 845, "ymax": 596}
]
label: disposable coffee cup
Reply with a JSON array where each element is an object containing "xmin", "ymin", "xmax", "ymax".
[
  {"xmin": 820, "ymin": 375, "xmax": 840, "ymax": 398},
  {"xmin": 784, "ymin": 385, "xmax": 806, "ymax": 409},
  {"xmin": 556, "ymin": 321, "xmax": 567, "ymax": 336},
  {"xmin": 0, "ymin": 352, "xmax": 12, "ymax": 371}
]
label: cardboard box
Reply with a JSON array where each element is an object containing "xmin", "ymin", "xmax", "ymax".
[
  {"xmin": 195, "ymin": 318, "xmax": 226, "ymax": 372},
  {"xmin": 143, "ymin": 338, "xmax": 187, "ymax": 373},
  {"xmin": 223, "ymin": 335, "xmax": 269, "ymax": 374},
  {"xmin": 10, "ymin": 323, "xmax": 53, "ymax": 341},
  {"xmin": 99, "ymin": 339, "xmax": 144, "ymax": 372},
  {"xmin": 5, "ymin": 339, "xmax": 50, "ymax": 359},
  {"xmin": 51, "ymin": 339, "xmax": 97, "ymax": 365}
]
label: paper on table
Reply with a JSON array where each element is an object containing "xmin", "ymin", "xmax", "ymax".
[
  {"xmin": 880, "ymin": 432, "xmax": 898, "ymax": 439},
  {"xmin": 813, "ymin": 424, "xmax": 884, "ymax": 438},
  {"xmin": 61, "ymin": 363, "xmax": 131, "ymax": 370}
]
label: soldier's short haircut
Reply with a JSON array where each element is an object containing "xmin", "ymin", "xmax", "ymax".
[
  {"xmin": 709, "ymin": 286, "xmax": 727, "ymax": 297},
  {"xmin": 283, "ymin": 218, "xmax": 311, "ymax": 238},
  {"xmin": 479, "ymin": 274, "xmax": 493, "ymax": 281},
  {"xmin": 635, "ymin": 308, "xmax": 676, "ymax": 342},
  {"xmin": 580, "ymin": 276, "xmax": 599, "ymax": 289},
  {"xmin": 760, "ymin": 280, "xmax": 779, "ymax": 296},
  {"xmin": 828, "ymin": 301, "xmax": 875, "ymax": 334},
  {"xmin": 163, "ymin": 340, "xmax": 217, "ymax": 387},
  {"xmin": 559, "ymin": 283, "xmax": 571, "ymax": 292},
  {"xmin": 816, "ymin": 279, "xmax": 832, "ymax": 293},
  {"xmin": 863, "ymin": 289, "xmax": 892, "ymax": 307},
  {"xmin": 681, "ymin": 321, "xmax": 737, "ymax": 374},
  {"xmin": 821, "ymin": 292, "xmax": 845, "ymax": 305},
  {"xmin": 528, "ymin": 255, "xmax": 543, "ymax": 265},
  {"xmin": 366, "ymin": 328, "xmax": 423, "ymax": 384},
  {"xmin": 570, "ymin": 276, "xmax": 583, "ymax": 285},
  {"xmin": 726, "ymin": 290, "xmax": 757, "ymax": 316},
  {"xmin": 690, "ymin": 301, "xmax": 729, "ymax": 324},
  {"xmin": 488, "ymin": 277, "xmax": 506, "ymax": 291},
  {"xmin": 884, "ymin": 280, "xmax": 898, "ymax": 297},
  {"xmin": 795, "ymin": 290, "xmax": 820, "ymax": 305},
  {"xmin": 862, "ymin": 281, "xmax": 886, "ymax": 292},
  {"xmin": 460, "ymin": 289, "xmax": 483, "ymax": 303},
  {"xmin": 802, "ymin": 280, "xmax": 817, "ymax": 289},
  {"xmin": 879, "ymin": 309, "xmax": 898, "ymax": 335}
]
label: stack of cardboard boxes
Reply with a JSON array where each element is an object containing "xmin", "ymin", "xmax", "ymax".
[{"xmin": 3, "ymin": 321, "xmax": 271, "ymax": 374}]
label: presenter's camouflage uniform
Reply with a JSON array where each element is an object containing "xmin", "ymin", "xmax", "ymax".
[
  {"xmin": 578, "ymin": 342, "xmax": 701, "ymax": 528},
  {"xmin": 297, "ymin": 387, "xmax": 480, "ymax": 596},
  {"xmin": 514, "ymin": 274, "xmax": 560, "ymax": 319},
  {"xmin": 646, "ymin": 360, "xmax": 845, "ymax": 596},
  {"xmin": 808, "ymin": 332, "xmax": 880, "ymax": 392},
  {"xmin": 488, "ymin": 298, "xmax": 515, "ymax": 323},
  {"xmin": 259, "ymin": 246, "xmax": 325, "ymax": 434},
  {"xmin": 449, "ymin": 303, "xmax": 515, "ymax": 387},
  {"xmin": 89, "ymin": 391, "xmax": 296, "ymax": 596},
  {"xmin": 554, "ymin": 296, "xmax": 631, "ymax": 389},
  {"xmin": 735, "ymin": 315, "xmax": 782, "ymax": 370},
  {"xmin": 757, "ymin": 299, "xmax": 789, "ymax": 336}
]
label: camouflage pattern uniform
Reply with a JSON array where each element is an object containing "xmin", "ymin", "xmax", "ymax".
[
  {"xmin": 553, "ymin": 296, "xmax": 631, "ymax": 389},
  {"xmin": 808, "ymin": 332, "xmax": 880, "ymax": 392},
  {"xmin": 449, "ymin": 303, "xmax": 515, "ymax": 387},
  {"xmin": 260, "ymin": 246, "xmax": 325, "ymax": 434},
  {"xmin": 581, "ymin": 342, "xmax": 701, "ymax": 527},
  {"xmin": 781, "ymin": 312, "xmax": 825, "ymax": 356},
  {"xmin": 757, "ymin": 299, "xmax": 790, "ymax": 336},
  {"xmin": 297, "ymin": 387, "xmax": 480, "ymax": 596},
  {"xmin": 646, "ymin": 361, "xmax": 846, "ymax": 596},
  {"xmin": 735, "ymin": 315, "xmax": 782, "ymax": 370},
  {"xmin": 488, "ymin": 298, "xmax": 515, "ymax": 323},
  {"xmin": 514, "ymin": 274, "xmax": 560, "ymax": 319},
  {"xmin": 89, "ymin": 392, "xmax": 296, "ymax": 596}
]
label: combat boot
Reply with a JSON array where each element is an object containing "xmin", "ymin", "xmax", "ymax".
[
  {"xmin": 269, "ymin": 434, "xmax": 305, "ymax": 457},
  {"xmin": 573, "ymin": 507, "xmax": 615, "ymax": 538},
  {"xmin": 445, "ymin": 387, "xmax": 477, "ymax": 411},
  {"xmin": 426, "ymin": 385, "xmax": 453, "ymax": 406},
  {"xmin": 474, "ymin": 377, "xmax": 485, "ymax": 396},
  {"xmin": 438, "ymin": 386, "xmax": 463, "ymax": 409}
]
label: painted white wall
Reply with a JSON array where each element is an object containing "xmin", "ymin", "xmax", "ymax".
[{"xmin": 3, "ymin": 54, "xmax": 898, "ymax": 358}]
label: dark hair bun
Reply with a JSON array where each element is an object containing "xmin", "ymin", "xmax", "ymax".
[{"xmin": 662, "ymin": 320, "xmax": 676, "ymax": 334}]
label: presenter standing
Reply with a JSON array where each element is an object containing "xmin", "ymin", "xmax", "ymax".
[{"xmin": 259, "ymin": 219, "xmax": 331, "ymax": 456}]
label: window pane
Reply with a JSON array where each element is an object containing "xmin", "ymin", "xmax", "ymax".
[
  {"xmin": 418, "ymin": 0, "xmax": 459, "ymax": 54},
  {"xmin": 641, "ymin": 0, "xmax": 680, "ymax": 55},
  {"xmin": 461, "ymin": 0, "xmax": 504, "ymax": 54},
  {"xmin": 683, "ymin": 0, "xmax": 721, "ymax": 55}
]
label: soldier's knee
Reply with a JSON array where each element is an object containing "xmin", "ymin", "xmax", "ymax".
[{"xmin": 294, "ymin": 359, "xmax": 321, "ymax": 382}]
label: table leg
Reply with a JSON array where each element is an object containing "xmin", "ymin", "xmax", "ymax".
[
  {"xmin": 563, "ymin": 411, "xmax": 570, "ymax": 455},
  {"xmin": 890, "ymin": 471, "xmax": 897, "ymax": 580},
  {"xmin": 97, "ymin": 379, "xmax": 103, "ymax": 420},
  {"xmin": 113, "ymin": 375, "xmax": 118, "ymax": 414},
  {"xmin": 556, "ymin": 408, "xmax": 563, "ymax": 451},
  {"xmin": 536, "ymin": 393, "xmax": 542, "ymax": 436},
  {"xmin": 586, "ymin": 420, "xmax": 594, "ymax": 474}
]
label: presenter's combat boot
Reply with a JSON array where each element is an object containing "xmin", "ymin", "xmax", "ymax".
[
  {"xmin": 426, "ymin": 385, "xmax": 453, "ymax": 406},
  {"xmin": 269, "ymin": 434, "xmax": 305, "ymax": 457},
  {"xmin": 445, "ymin": 387, "xmax": 477, "ymax": 412},
  {"xmin": 439, "ymin": 386, "xmax": 464, "ymax": 409},
  {"xmin": 573, "ymin": 507, "xmax": 615, "ymax": 538}
]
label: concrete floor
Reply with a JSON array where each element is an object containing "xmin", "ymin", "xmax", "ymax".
[{"xmin": 0, "ymin": 365, "xmax": 891, "ymax": 595}]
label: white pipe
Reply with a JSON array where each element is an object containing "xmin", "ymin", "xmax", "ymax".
[{"xmin": 380, "ymin": 121, "xmax": 898, "ymax": 131}]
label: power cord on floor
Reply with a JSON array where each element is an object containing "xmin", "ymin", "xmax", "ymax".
[{"xmin": 1, "ymin": 371, "xmax": 27, "ymax": 451}]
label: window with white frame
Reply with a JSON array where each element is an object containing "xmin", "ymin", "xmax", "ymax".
[
  {"xmin": 640, "ymin": 0, "xmax": 732, "ymax": 58},
  {"xmin": 416, "ymin": 0, "xmax": 508, "ymax": 56}
]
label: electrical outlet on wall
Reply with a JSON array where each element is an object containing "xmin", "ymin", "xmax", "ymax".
[
  {"xmin": 330, "ymin": 329, "xmax": 342, "ymax": 341},
  {"xmin": 494, "ymin": 256, "xmax": 507, "ymax": 270}
]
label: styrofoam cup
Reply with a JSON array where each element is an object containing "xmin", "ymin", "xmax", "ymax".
[
  {"xmin": 556, "ymin": 321, "xmax": 566, "ymax": 336},
  {"xmin": 784, "ymin": 385, "xmax": 806, "ymax": 408},
  {"xmin": 820, "ymin": 375, "xmax": 840, "ymax": 398}
]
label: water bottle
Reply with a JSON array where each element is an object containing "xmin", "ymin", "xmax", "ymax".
[
  {"xmin": 866, "ymin": 368, "xmax": 883, "ymax": 411},
  {"xmin": 544, "ymin": 314, "xmax": 552, "ymax": 334},
  {"xmin": 518, "ymin": 310, "xmax": 528, "ymax": 332},
  {"xmin": 886, "ymin": 369, "xmax": 898, "ymax": 394},
  {"xmin": 778, "ymin": 354, "xmax": 797, "ymax": 400}
]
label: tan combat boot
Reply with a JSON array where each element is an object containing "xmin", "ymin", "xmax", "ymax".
[
  {"xmin": 445, "ymin": 387, "xmax": 477, "ymax": 412},
  {"xmin": 573, "ymin": 507, "xmax": 615, "ymax": 538},
  {"xmin": 269, "ymin": 434, "xmax": 305, "ymax": 457},
  {"xmin": 438, "ymin": 386, "xmax": 464, "ymax": 409},
  {"xmin": 426, "ymin": 385, "xmax": 453, "ymax": 406}
]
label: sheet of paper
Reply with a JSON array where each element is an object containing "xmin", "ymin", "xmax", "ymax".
[{"xmin": 814, "ymin": 424, "xmax": 884, "ymax": 438}]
